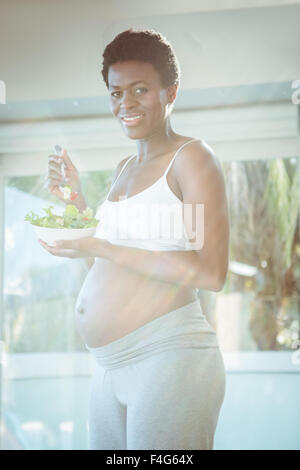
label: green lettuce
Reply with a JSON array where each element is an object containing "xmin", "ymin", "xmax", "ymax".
[{"xmin": 24, "ymin": 204, "xmax": 99, "ymax": 229}]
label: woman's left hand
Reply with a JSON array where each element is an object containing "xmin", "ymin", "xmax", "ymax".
[{"xmin": 38, "ymin": 236, "xmax": 110, "ymax": 259}]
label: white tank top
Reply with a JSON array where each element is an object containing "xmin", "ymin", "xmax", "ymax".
[{"xmin": 94, "ymin": 139, "xmax": 201, "ymax": 251}]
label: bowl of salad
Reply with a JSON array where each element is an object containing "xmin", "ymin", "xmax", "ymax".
[{"xmin": 24, "ymin": 199, "xmax": 99, "ymax": 247}]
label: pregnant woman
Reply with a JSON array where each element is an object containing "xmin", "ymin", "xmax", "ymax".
[{"xmin": 41, "ymin": 28, "xmax": 230, "ymax": 450}]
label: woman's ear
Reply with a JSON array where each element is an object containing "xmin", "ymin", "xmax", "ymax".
[{"xmin": 167, "ymin": 84, "xmax": 178, "ymax": 104}]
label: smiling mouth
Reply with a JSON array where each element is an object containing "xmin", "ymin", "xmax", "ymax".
[{"xmin": 121, "ymin": 114, "xmax": 144, "ymax": 126}]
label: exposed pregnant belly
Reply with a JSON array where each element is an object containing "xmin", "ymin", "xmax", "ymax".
[{"xmin": 75, "ymin": 257, "xmax": 198, "ymax": 348}]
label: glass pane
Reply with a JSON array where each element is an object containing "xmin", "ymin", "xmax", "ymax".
[
  {"xmin": 210, "ymin": 156, "xmax": 300, "ymax": 352},
  {"xmin": 1, "ymin": 168, "xmax": 113, "ymax": 450},
  {"xmin": 2, "ymin": 155, "xmax": 300, "ymax": 449}
]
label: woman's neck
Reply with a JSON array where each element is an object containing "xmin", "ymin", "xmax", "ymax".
[{"xmin": 135, "ymin": 125, "xmax": 179, "ymax": 164}]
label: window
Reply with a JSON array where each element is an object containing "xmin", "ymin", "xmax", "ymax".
[{"xmin": 208, "ymin": 156, "xmax": 300, "ymax": 352}]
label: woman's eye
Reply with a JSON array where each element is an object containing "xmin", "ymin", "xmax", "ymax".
[
  {"xmin": 111, "ymin": 87, "xmax": 147, "ymax": 98},
  {"xmin": 135, "ymin": 87, "xmax": 147, "ymax": 94}
]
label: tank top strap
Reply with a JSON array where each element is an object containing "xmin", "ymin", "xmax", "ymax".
[
  {"xmin": 106, "ymin": 154, "xmax": 136, "ymax": 200},
  {"xmin": 163, "ymin": 138, "xmax": 201, "ymax": 178}
]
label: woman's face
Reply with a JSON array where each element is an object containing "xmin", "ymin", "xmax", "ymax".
[{"xmin": 107, "ymin": 60, "xmax": 176, "ymax": 139}]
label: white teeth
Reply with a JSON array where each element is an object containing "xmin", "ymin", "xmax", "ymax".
[{"xmin": 123, "ymin": 114, "xmax": 143, "ymax": 121}]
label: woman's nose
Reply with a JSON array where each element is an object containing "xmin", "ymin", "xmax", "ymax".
[{"xmin": 120, "ymin": 90, "xmax": 137, "ymax": 106}]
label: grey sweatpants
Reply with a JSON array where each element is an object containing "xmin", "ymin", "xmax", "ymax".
[{"xmin": 85, "ymin": 299, "xmax": 226, "ymax": 450}]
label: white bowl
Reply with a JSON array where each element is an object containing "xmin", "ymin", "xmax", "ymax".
[{"xmin": 32, "ymin": 225, "xmax": 97, "ymax": 247}]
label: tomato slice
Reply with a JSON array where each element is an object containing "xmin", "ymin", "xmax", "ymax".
[{"xmin": 70, "ymin": 192, "xmax": 78, "ymax": 201}]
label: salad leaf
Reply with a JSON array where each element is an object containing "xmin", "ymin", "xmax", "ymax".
[
  {"xmin": 24, "ymin": 204, "xmax": 99, "ymax": 229},
  {"xmin": 65, "ymin": 204, "xmax": 79, "ymax": 218}
]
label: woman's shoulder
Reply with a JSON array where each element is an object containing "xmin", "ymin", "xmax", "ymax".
[
  {"xmin": 174, "ymin": 136, "xmax": 213, "ymax": 156},
  {"xmin": 173, "ymin": 137, "xmax": 217, "ymax": 167},
  {"xmin": 174, "ymin": 138, "xmax": 222, "ymax": 186}
]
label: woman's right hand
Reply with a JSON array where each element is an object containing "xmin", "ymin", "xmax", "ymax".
[{"xmin": 44, "ymin": 148, "xmax": 84, "ymax": 203}]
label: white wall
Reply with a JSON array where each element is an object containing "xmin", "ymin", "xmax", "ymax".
[{"xmin": 0, "ymin": 0, "xmax": 300, "ymax": 102}]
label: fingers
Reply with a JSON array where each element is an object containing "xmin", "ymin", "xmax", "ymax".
[
  {"xmin": 38, "ymin": 239, "xmax": 77, "ymax": 258},
  {"xmin": 47, "ymin": 155, "xmax": 65, "ymax": 194},
  {"xmin": 43, "ymin": 177, "xmax": 64, "ymax": 198},
  {"xmin": 38, "ymin": 239, "xmax": 57, "ymax": 253},
  {"xmin": 48, "ymin": 156, "xmax": 64, "ymax": 179},
  {"xmin": 48, "ymin": 150, "xmax": 76, "ymax": 176},
  {"xmin": 43, "ymin": 173, "xmax": 62, "ymax": 190},
  {"xmin": 48, "ymin": 161, "xmax": 63, "ymax": 176},
  {"xmin": 60, "ymin": 148, "xmax": 75, "ymax": 170},
  {"xmin": 48, "ymin": 171, "xmax": 63, "ymax": 184},
  {"xmin": 46, "ymin": 150, "xmax": 79, "ymax": 197},
  {"xmin": 49, "ymin": 186, "xmax": 64, "ymax": 198}
]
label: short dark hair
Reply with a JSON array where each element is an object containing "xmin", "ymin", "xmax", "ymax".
[{"xmin": 101, "ymin": 28, "xmax": 181, "ymax": 90}]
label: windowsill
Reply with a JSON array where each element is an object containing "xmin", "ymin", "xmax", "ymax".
[
  {"xmin": 223, "ymin": 351, "xmax": 300, "ymax": 373},
  {"xmin": 1, "ymin": 351, "xmax": 300, "ymax": 380}
]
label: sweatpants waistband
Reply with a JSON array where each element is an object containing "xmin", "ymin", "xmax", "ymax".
[{"xmin": 85, "ymin": 299, "xmax": 219, "ymax": 370}]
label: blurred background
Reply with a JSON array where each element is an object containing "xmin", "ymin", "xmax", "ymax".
[{"xmin": 0, "ymin": 0, "xmax": 300, "ymax": 450}]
